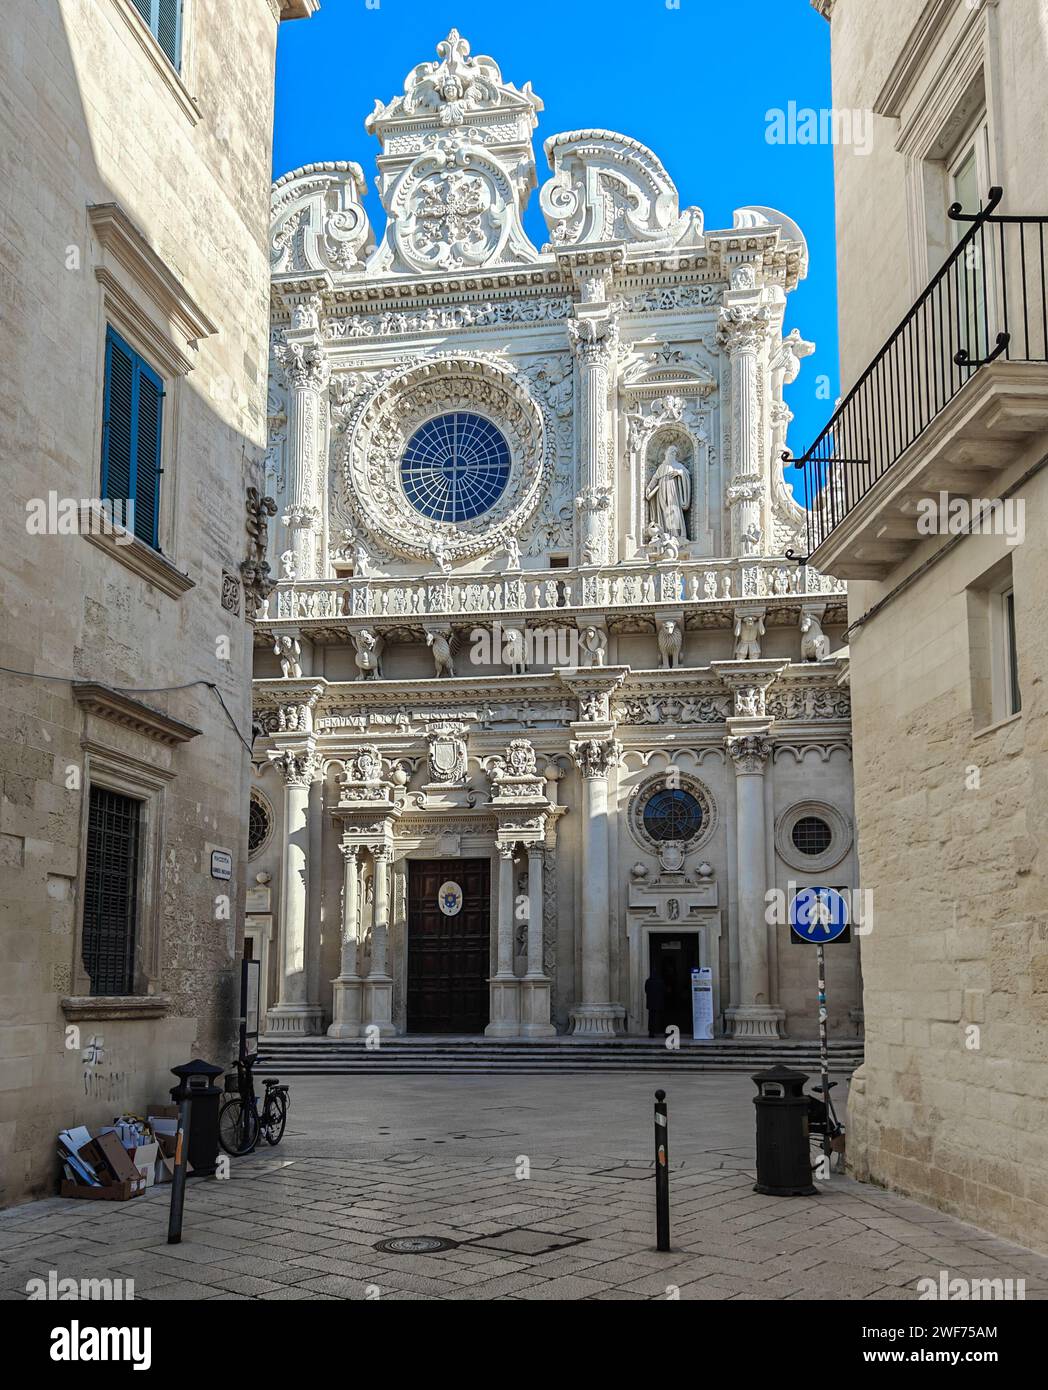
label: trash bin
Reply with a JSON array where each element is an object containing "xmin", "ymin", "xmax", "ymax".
[
  {"xmin": 751, "ymin": 1064, "xmax": 817, "ymax": 1196},
  {"xmin": 170, "ymin": 1059, "xmax": 223, "ymax": 1178}
]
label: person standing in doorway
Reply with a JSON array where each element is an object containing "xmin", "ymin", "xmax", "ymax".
[{"xmin": 645, "ymin": 970, "xmax": 667, "ymax": 1039}]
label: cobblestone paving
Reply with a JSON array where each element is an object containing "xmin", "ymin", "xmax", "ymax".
[{"xmin": 3, "ymin": 1076, "xmax": 1046, "ymax": 1300}]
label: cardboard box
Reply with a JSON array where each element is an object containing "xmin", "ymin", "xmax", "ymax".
[
  {"xmin": 128, "ymin": 1141, "xmax": 158, "ymax": 1189},
  {"xmin": 60, "ymin": 1178, "xmax": 145, "ymax": 1201}
]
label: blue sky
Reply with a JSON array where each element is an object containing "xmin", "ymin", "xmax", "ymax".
[{"xmin": 273, "ymin": 0, "xmax": 837, "ymax": 471}]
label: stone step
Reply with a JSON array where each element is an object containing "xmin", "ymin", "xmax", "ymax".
[{"xmin": 255, "ymin": 1037, "xmax": 863, "ymax": 1076}]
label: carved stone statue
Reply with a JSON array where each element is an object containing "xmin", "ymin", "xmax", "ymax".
[
  {"xmin": 427, "ymin": 629, "xmax": 455, "ymax": 677},
  {"xmin": 734, "ymin": 613, "xmax": 766, "ymax": 661},
  {"xmin": 503, "ymin": 536, "xmax": 521, "ymax": 571},
  {"xmin": 579, "ymin": 625, "xmax": 607, "ymax": 668},
  {"xmin": 353, "ymin": 542, "xmax": 370, "ymax": 578},
  {"xmin": 274, "ymin": 634, "xmax": 301, "ymax": 679},
  {"xmin": 800, "ymin": 611, "xmax": 832, "ymax": 661},
  {"xmin": 427, "ymin": 536, "xmax": 452, "ymax": 575},
  {"xmin": 280, "ymin": 550, "xmax": 296, "ymax": 581},
  {"xmin": 645, "ymin": 444, "xmax": 691, "ymax": 539},
  {"xmin": 353, "ymin": 628, "xmax": 382, "ymax": 680},
  {"xmin": 657, "ymin": 619, "xmax": 683, "ymax": 669}
]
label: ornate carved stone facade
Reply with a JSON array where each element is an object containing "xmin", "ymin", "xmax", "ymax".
[{"xmin": 250, "ymin": 31, "xmax": 859, "ymax": 1040}]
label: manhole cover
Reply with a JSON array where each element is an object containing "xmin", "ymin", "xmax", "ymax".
[{"xmin": 373, "ymin": 1236, "xmax": 458, "ymax": 1254}]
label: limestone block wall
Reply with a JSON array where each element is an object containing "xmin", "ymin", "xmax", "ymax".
[{"xmin": 0, "ymin": 0, "xmax": 288, "ymax": 1205}]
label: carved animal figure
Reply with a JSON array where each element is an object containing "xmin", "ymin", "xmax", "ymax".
[
  {"xmin": 800, "ymin": 611, "xmax": 832, "ymax": 661},
  {"xmin": 353, "ymin": 628, "xmax": 382, "ymax": 680},
  {"xmin": 657, "ymin": 620, "xmax": 683, "ymax": 670},
  {"xmin": 427, "ymin": 630, "xmax": 455, "ymax": 677}
]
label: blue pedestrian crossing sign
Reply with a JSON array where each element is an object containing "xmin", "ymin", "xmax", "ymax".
[{"xmin": 789, "ymin": 886, "xmax": 849, "ymax": 943}]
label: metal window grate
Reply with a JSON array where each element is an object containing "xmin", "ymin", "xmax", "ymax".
[
  {"xmin": 82, "ymin": 787, "xmax": 141, "ymax": 996},
  {"xmin": 791, "ymin": 816, "xmax": 833, "ymax": 857}
]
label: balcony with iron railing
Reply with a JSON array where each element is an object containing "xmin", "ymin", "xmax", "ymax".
[{"xmin": 790, "ymin": 188, "xmax": 1048, "ymax": 579}]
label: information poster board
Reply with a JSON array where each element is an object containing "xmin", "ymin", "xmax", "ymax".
[{"xmin": 691, "ymin": 966, "xmax": 714, "ymax": 1040}]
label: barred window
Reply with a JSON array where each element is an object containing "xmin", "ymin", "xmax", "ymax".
[
  {"xmin": 82, "ymin": 787, "xmax": 141, "ymax": 996},
  {"xmin": 791, "ymin": 815, "xmax": 833, "ymax": 857}
]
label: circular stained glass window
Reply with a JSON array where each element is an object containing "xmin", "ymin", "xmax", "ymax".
[
  {"xmin": 642, "ymin": 788, "xmax": 704, "ymax": 843},
  {"xmin": 791, "ymin": 816, "xmax": 833, "ymax": 856},
  {"xmin": 400, "ymin": 412, "xmax": 511, "ymax": 523}
]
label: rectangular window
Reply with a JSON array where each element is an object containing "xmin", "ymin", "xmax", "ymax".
[
  {"xmin": 82, "ymin": 787, "xmax": 142, "ymax": 996},
  {"xmin": 968, "ymin": 558, "xmax": 1022, "ymax": 729},
  {"xmin": 130, "ymin": 0, "xmax": 183, "ymax": 71},
  {"xmin": 1003, "ymin": 587, "xmax": 1021, "ymax": 717},
  {"xmin": 101, "ymin": 326, "xmax": 164, "ymax": 550}
]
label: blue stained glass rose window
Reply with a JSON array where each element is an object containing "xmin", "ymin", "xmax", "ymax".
[
  {"xmin": 400, "ymin": 412, "xmax": 511, "ymax": 523},
  {"xmin": 642, "ymin": 788, "xmax": 704, "ymax": 843}
]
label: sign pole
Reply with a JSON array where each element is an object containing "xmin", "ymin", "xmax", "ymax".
[{"xmin": 816, "ymin": 942, "xmax": 831, "ymax": 1163}]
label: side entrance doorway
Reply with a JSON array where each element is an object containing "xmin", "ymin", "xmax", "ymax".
[
  {"xmin": 407, "ymin": 859, "xmax": 490, "ymax": 1033},
  {"xmin": 648, "ymin": 933, "xmax": 700, "ymax": 1037}
]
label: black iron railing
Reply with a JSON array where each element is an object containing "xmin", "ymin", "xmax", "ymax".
[{"xmin": 789, "ymin": 188, "xmax": 1048, "ymax": 556}]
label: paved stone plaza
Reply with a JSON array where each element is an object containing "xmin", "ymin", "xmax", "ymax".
[{"xmin": 2, "ymin": 1076, "xmax": 1047, "ymax": 1301}]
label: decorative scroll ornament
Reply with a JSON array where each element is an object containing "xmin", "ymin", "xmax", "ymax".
[
  {"xmin": 725, "ymin": 734, "xmax": 772, "ymax": 774},
  {"xmin": 270, "ymin": 163, "xmax": 373, "ymax": 276}
]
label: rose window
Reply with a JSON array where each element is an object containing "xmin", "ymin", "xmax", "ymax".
[{"xmin": 400, "ymin": 412, "xmax": 511, "ymax": 522}]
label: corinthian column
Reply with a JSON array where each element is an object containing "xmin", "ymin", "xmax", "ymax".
[
  {"xmin": 724, "ymin": 733, "xmax": 784, "ymax": 1039},
  {"xmin": 486, "ymin": 843, "xmax": 521, "ymax": 1038},
  {"xmin": 328, "ymin": 843, "xmax": 361, "ymax": 1038},
  {"xmin": 362, "ymin": 843, "xmax": 395, "ymax": 1036},
  {"xmin": 265, "ymin": 748, "xmax": 323, "ymax": 1036},
  {"xmin": 717, "ymin": 302, "xmax": 770, "ymax": 558},
  {"xmin": 520, "ymin": 843, "xmax": 555, "ymax": 1038},
  {"xmin": 569, "ymin": 312, "xmax": 618, "ymax": 566},
  {"xmin": 279, "ymin": 334, "xmax": 329, "ymax": 580},
  {"xmin": 568, "ymin": 735, "xmax": 625, "ymax": 1036}
]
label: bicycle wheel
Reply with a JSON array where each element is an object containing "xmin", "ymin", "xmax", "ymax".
[
  {"xmin": 262, "ymin": 1091, "xmax": 287, "ymax": 1146},
  {"xmin": 218, "ymin": 1098, "xmax": 259, "ymax": 1156}
]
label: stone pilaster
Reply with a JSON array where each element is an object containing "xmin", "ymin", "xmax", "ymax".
[
  {"xmin": 265, "ymin": 746, "xmax": 323, "ymax": 1036},
  {"xmin": 328, "ymin": 843, "xmax": 361, "ymax": 1038}
]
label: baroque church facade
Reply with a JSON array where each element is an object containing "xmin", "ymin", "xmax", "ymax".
[{"xmin": 248, "ymin": 31, "xmax": 859, "ymax": 1041}]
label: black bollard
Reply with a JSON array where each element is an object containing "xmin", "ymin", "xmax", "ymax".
[
  {"xmin": 166, "ymin": 1095, "xmax": 192, "ymax": 1245},
  {"xmin": 654, "ymin": 1089, "xmax": 670, "ymax": 1252}
]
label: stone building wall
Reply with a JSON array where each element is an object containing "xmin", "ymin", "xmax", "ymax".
[
  {"xmin": 0, "ymin": 0, "xmax": 312, "ymax": 1207},
  {"xmin": 816, "ymin": 0, "xmax": 1048, "ymax": 1247}
]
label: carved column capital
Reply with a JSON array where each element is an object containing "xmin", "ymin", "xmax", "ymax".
[
  {"xmin": 568, "ymin": 312, "xmax": 619, "ymax": 367},
  {"xmin": 268, "ymin": 746, "xmax": 322, "ymax": 788},
  {"xmin": 725, "ymin": 733, "xmax": 772, "ymax": 774},
  {"xmin": 278, "ymin": 337, "xmax": 330, "ymax": 392},
  {"xmin": 569, "ymin": 736, "xmax": 623, "ymax": 779},
  {"xmin": 716, "ymin": 302, "xmax": 771, "ymax": 355}
]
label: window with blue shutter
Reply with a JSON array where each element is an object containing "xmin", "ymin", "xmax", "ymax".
[
  {"xmin": 130, "ymin": 0, "xmax": 183, "ymax": 71},
  {"xmin": 101, "ymin": 326, "xmax": 164, "ymax": 550}
]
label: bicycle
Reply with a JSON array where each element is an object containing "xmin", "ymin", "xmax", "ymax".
[
  {"xmin": 218, "ymin": 1053, "xmax": 289, "ymax": 1157},
  {"xmin": 808, "ymin": 1079, "xmax": 846, "ymax": 1176}
]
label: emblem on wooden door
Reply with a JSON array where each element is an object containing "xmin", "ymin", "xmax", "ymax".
[{"xmin": 438, "ymin": 881, "xmax": 463, "ymax": 916}]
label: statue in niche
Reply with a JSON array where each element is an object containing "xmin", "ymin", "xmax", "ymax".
[
  {"xmin": 274, "ymin": 635, "xmax": 301, "ymax": 679},
  {"xmin": 578, "ymin": 625, "xmax": 607, "ymax": 668},
  {"xmin": 645, "ymin": 443, "xmax": 691, "ymax": 540},
  {"xmin": 280, "ymin": 550, "xmax": 297, "ymax": 581},
  {"xmin": 353, "ymin": 628, "xmax": 382, "ymax": 680},
  {"xmin": 800, "ymin": 611, "xmax": 832, "ymax": 661},
  {"xmin": 734, "ymin": 613, "xmax": 765, "ymax": 661},
  {"xmin": 427, "ymin": 630, "xmax": 455, "ymax": 677}
]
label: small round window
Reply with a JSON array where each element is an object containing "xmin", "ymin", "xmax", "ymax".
[
  {"xmin": 642, "ymin": 788, "xmax": 704, "ymax": 843},
  {"xmin": 791, "ymin": 816, "xmax": 833, "ymax": 857},
  {"xmin": 400, "ymin": 412, "xmax": 511, "ymax": 522}
]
